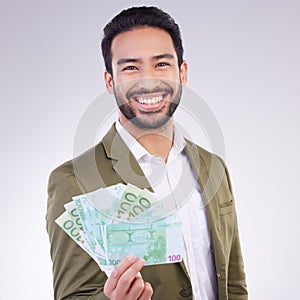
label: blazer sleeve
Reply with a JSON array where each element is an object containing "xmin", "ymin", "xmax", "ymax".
[
  {"xmin": 223, "ymin": 163, "xmax": 248, "ymax": 299},
  {"xmin": 227, "ymin": 218, "xmax": 248, "ymax": 299},
  {"xmin": 46, "ymin": 165, "xmax": 109, "ymax": 300}
]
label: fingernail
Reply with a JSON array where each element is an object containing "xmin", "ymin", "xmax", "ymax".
[
  {"xmin": 127, "ymin": 254, "xmax": 136, "ymax": 263},
  {"xmin": 137, "ymin": 258, "xmax": 145, "ymax": 267}
]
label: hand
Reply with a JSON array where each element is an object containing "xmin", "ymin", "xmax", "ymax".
[{"xmin": 104, "ymin": 254, "xmax": 153, "ymax": 300}]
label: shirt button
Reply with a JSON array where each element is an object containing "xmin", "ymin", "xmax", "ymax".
[{"xmin": 179, "ymin": 287, "xmax": 192, "ymax": 297}]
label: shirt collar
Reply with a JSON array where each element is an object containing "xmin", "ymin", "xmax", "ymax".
[{"xmin": 115, "ymin": 120, "xmax": 186, "ymax": 163}]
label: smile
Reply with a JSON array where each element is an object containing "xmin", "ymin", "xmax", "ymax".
[{"xmin": 135, "ymin": 95, "xmax": 163, "ymax": 105}]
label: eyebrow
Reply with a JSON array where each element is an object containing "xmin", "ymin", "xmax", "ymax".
[
  {"xmin": 152, "ymin": 53, "xmax": 175, "ymax": 60},
  {"xmin": 117, "ymin": 58, "xmax": 141, "ymax": 65},
  {"xmin": 117, "ymin": 53, "xmax": 175, "ymax": 65}
]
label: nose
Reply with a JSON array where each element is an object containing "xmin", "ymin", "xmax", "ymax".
[
  {"xmin": 141, "ymin": 64, "xmax": 157, "ymax": 78},
  {"xmin": 136, "ymin": 66, "xmax": 161, "ymax": 91},
  {"xmin": 136, "ymin": 77, "xmax": 161, "ymax": 92}
]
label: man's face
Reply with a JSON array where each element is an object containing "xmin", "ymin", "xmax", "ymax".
[{"xmin": 105, "ymin": 27, "xmax": 187, "ymax": 130}]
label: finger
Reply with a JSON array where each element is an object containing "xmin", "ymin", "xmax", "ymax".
[
  {"xmin": 104, "ymin": 254, "xmax": 137, "ymax": 296},
  {"xmin": 116, "ymin": 258, "xmax": 145, "ymax": 295},
  {"xmin": 112, "ymin": 258, "xmax": 145, "ymax": 299},
  {"xmin": 126, "ymin": 275, "xmax": 145, "ymax": 299},
  {"xmin": 138, "ymin": 282, "xmax": 153, "ymax": 300}
]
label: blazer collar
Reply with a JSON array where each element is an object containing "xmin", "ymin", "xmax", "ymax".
[
  {"xmin": 184, "ymin": 139, "xmax": 225, "ymax": 277},
  {"xmin": 102, "ymin": 123, "xmax": 153, "ymax": 191},
  {"xmin": 184, "ymin": 140, "xmax": 221, "ymax": 230}
]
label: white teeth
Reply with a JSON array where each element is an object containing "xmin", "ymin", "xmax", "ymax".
[{"xmin": 136, "ymin": 95, "xmax": 163, "ymax": 104}]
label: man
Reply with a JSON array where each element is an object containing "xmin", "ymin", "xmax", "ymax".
[{"xmin": 46, "ymin": 6, "xmax": 248, "ymax": 300}]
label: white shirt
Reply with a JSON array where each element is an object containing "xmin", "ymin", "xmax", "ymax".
[{"xmin": 115, "ymin": 121, "xmax": 217, "ymax": 300}]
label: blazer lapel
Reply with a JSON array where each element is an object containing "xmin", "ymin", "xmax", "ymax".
[
  {"xmin": 184, "ymin": 140, "xmax": 220, "ymax": 227},
  {"xmin": 102, "ymin": 124, "xmax": 153, "ymax": 191},
  {"xmin": 184, "ymin": 140, "xmax": 225, "ymax": 276}
]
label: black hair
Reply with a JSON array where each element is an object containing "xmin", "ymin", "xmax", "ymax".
[{"xmin": 101, "ymin": 6, "xmax": 184, "ymax": 75}]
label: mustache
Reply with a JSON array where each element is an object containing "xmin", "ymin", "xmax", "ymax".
[{"xmin": 126, "ymin": 87, "xmax": 173, "ymax": 100}]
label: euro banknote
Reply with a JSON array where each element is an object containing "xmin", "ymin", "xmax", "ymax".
[{"xmin": 55, "ymin": 183, "xmax": 184, "ymax": 270}]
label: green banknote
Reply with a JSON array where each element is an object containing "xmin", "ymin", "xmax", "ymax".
[
  {"xmin": 102, "ymin": 215, "xmax": 183, "ymax": 266},
  {"xmin": 72, "ymin": 195, "xmax": 106, "ymax": 259},
  {"xmin": 133, "ymin": 198, "xmax": 174, "ymax": 222},
  {"xmin": 64, "ymin": 201, "xmax": 100, "ymax": 259},
  {"xmin": 83, "ymin": 184, "xmax": 158, "ymax": 222},
  {"xmin": 55, "ymin": 207, "xmax": 114, "ymax": 276},
  {"xmin": 86, "ymin": 184, "xmax": 126, "ymax": 223},
  {"xmin": 55, "ymin": 210, "xmax": 95, "ymax": 259},
  {"xmin": 57, "ymin": 184, "xmax": 184, "ymax": 267},
  {"xmin": 64, "ymin": 201, "xmax": 84, "ymax": 231},
  {"xmin": 110, "ymin": 184, "xmax": 158, "ymax": 222}
]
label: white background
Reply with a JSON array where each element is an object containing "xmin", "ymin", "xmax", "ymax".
[{"xmin": 1, "ymin": 0, "xmax": 299, "ymax": 299}]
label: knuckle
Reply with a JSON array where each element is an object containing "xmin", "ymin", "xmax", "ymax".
[
  {"xmin": 111, "ymin": 268, "xmax": 120, "ymax": 279},
  {"xmin": 133, "ymin": 277, "xmax": 144, "ymax": 289},
  {"xmin": 119, "ymin": 276, "xmax": 131, "ymax": 286},
  {"xmin": 131, "ymin": 262, "xmax": 142, "ymax": 273},
  {"xmin": 145, "ymin": 283, "xmax": 153, "ymax": 296},
  {"xmin": 128, "ymin": 279, "xmax": 144, "ymax": 299}
]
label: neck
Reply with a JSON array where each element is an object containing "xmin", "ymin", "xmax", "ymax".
[{"xmin": 120, "ymin": 116, "xmax": 174, "ymax": 162}]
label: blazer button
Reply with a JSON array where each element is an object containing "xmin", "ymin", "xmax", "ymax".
[{"xmin": 179, "ymin": 287, "xmax": 192, "ymax": 297}]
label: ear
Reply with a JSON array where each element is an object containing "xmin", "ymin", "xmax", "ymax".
[
  {"xmin": 179, "ymin": 61, "xmax": 188, "ymax": 86},
  {"xmin": 104, "ymin": 71, "xmax": 114, "ymax": 94}
]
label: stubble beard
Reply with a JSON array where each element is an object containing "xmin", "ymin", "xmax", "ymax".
[{"xmin": 113, "ymin": 83, "xmax": 182, "ymax": 130}]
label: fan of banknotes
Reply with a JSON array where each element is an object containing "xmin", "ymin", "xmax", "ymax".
[{"xmin": 56, "ymin": 183, "xmax": 184, "ymax": 275}]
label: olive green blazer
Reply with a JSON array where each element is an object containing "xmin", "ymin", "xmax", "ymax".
[{"xmin": 46, "ymin": 124, "xmax": 247, "ymax": 300}]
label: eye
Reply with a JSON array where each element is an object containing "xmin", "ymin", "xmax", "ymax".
[
  {"xmin": 122, "ymin": 65, "xmax": 138, "ymax": 71},
  {"xmin": 156, "ymin": 62, "xmax": 170, "ymax": 68}
]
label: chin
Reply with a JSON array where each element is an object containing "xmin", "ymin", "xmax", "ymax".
[{"xmin": 130, "ymin": 115, "xmax": 172, "ymax": 130}]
